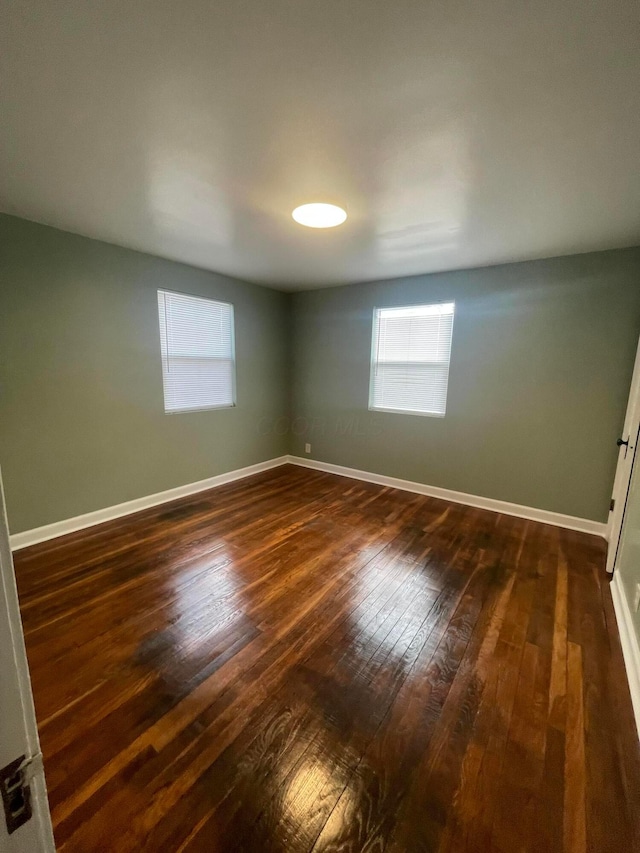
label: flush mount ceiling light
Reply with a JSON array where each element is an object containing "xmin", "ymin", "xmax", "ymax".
[{"xmin": 292, "ymin": 203, "xmax": 347, "ymax": 228}]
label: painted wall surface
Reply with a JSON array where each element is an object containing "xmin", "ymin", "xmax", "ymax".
[
  {"xmin": 0, "ymin": 215, "xmax": 290, "ymax": 533},
  {"xmin": 3, "ymin": 211, "xmax": 640, "ymax": 533},
  {"xmin": 290, "ymin": 249, "xmax": 640, "ymax": 522}
]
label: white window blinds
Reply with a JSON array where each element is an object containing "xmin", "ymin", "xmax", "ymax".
[
  {"xmin": 158, "ymin": 290, "xmax": 235, "ymax": 413},
  {"xmin": 369, "ymin": 302, "xmax": 455, "ymax": 417}
]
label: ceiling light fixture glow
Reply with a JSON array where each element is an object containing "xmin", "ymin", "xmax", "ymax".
[{"xmin": 292, "ymin": 203, "xmax": 347, "ymax": 228}]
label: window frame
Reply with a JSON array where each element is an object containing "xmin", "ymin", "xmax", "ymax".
[
  {"xmin": 158, "ymin": 289, "xmax": 237, "ymax": 415},
  {"xmin": 368, "ymin": 301, "xmax": 455, "ymax": 419}
]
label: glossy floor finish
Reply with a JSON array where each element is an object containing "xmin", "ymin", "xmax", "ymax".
[{"xmin": 14, "ymin": 465, "xmax": 640, "ymax": 852}]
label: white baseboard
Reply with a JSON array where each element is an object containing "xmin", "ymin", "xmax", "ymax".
[
  {"xmin": 286, "ymin": 456, "xmax": 607, "ymax": 538},
  {"xmin": 11, "ymin": 453, "xmax": 607, "ymax": 551},
  {"xmin": 9, "ymin": 456, "xmax": 289, "ymax": 551},
  {"xmin": 611, "ymin": 572, "xmax": 640, "ymax": 739}
]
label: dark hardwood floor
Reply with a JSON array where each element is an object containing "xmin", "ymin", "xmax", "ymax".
[{"xmin": 13, "ymin": 464, "xmax": 640, "ymax": 852}]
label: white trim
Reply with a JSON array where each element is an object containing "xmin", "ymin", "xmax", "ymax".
[
  {"xmin": 10, "ymin": 452, "xmax": 608, "ymax": 552},
  {"xmin": 287, "ymin": 456, "xmax": 607, "ymax": 538},
  {"xmin": 9, "ymin": 456, "xmax": 289, "ymax": 551},
  {"xmin": 0, "ymin": 471, "xmax": 56, "ymax": 850},
  {"xmin": 368, "ymin": 406, "xmax": 445, "ymax": 419},
  {"xmin": 611, "ymin": 571, "xmax": 640, "ymax": 739},
  {"xmin": 606, "ymin": 333, "xmax": 640, "ymax": 572}
]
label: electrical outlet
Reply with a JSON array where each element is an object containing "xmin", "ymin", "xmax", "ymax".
[
  {"xmin": 634, "ymin": 583, "xmax": 640, "ymax": 613},
  {"xmin": 304, "ymin": 443, "xmax": 311, "ymax": 454}
]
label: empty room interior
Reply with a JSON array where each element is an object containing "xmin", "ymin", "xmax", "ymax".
[{"xmin": 2, "ymin": 1, "xmax": 640, "ymax": 851}]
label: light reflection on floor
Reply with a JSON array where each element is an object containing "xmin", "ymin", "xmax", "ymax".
[
  {"xmin": 351, "ymin": 556, "xmax": 439, "ymax": 660},
  {"xmin": 171, "ymin": 541, "xmax": 242, "ymax": 648}
]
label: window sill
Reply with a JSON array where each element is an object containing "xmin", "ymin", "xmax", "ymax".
[
  {"xmin": 164, "ymin": 403, "xmax": 236, "ymax": 415},
  {"xmin": 368, "ymin": 406, "xmax": 445, "ymax": 419}
]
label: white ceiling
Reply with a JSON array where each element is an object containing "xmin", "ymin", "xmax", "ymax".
[{"xmin": 1, "ymin": 0, "xmax": 639, "ymax": 291}]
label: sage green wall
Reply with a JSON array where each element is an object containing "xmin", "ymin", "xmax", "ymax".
[
  {"xmin": 3, "ymin": 212, "xmax": 640, "ymax": 534},
  {"xmin": 290, "ymin": 249, "xmax": 640, "ymax": 522},
  {"xmin": 0, "ymin": 214, "xmax": 290, "ymax": 534}
]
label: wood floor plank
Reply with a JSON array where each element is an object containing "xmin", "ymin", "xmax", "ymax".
[
  {"xmin": 12, "ymin": 464, "xmax": 640, "ymax": 852},
  {"xmin": 564, "ymin": 641, "xmax": 587, "ymax": 853}
]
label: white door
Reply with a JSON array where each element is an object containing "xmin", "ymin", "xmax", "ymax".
[
  {"xmin": 0, "ymin": 470, "xmax": 55, "ymax": 852},
  {"xmin": 607, "ymin": 336, "xmax": 640, "ymax": 573}
]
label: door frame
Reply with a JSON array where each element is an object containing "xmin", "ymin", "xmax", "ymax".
[
  {"xmin": 0, "ymin": 470, "xmax": 55, "ymax": 851},
  {"xmin": 607, "ymin": 336, "xmax": 640, "ymax": 573}
]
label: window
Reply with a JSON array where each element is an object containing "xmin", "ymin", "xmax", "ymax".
[
  {"xmin": 158, "ymin": 290, "xmax": 235, "ymax": 413},
  {"xmin": 369, "ymin": 302, "xmax": 455, "ymax": 417}
]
